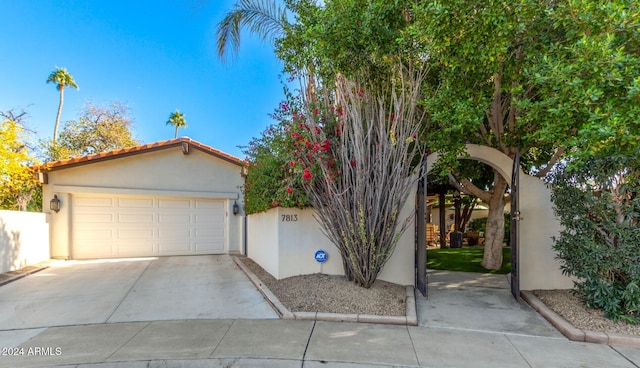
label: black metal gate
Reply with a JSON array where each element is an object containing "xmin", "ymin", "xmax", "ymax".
[
  {"xmin": 415, "ymin": 162, "xmax": 427, "ymax": 296},
  {"xmin": 510, "ymin": 150, "xmax": 521, "ymax": 300}
]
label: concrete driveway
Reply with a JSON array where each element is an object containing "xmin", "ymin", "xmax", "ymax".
[{"xmin": 0, "ymin": 255, "xmax": 278, "ymax": 330}]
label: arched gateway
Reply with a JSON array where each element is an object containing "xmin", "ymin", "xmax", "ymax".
[{"xmin": 421, "ymin": 144, "xmax": 573, "ymax": 293}]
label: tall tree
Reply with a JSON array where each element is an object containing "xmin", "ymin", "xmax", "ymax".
[
  {"xmin": 410, "ymin": 1, "xmax": 581, "ymax": 269},
  {"xmin": 528, "ymin": 0, "xmax": 640, "ymax": 163},
  {"xmin": 45, "ymin": 101, "xmax": 139, "ymax": 160},
  {"xmin": 166, "ymin": 110, "xmax": 187, "ymax": 138},
  {"xmin": 0, "ymin": 111, "xmax": 40, "ymax": 210},
  {"xmin": 410, "ymin": 0, "xmax": 639, "ymax": 269},
  {"xmin": 46, "ymin": 67, "xmax": 79, "ymax": 146}
]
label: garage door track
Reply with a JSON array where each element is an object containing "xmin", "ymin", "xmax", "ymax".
[{"xmin": 0, "ymin": 255, "xmax": 277, "ymax": 330}]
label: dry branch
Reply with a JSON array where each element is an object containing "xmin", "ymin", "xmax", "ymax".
[{"xmin": 298, "ymin": 65, "xmax": 427, "ymax": 287}]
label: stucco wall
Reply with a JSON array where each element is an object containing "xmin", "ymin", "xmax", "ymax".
[
  {"xmin": 247, "ymin": 187, "xmax": 417, "ymax": 286},
  {"xmin": 247, "ymin": 208, "xmax": 280, "ymax": 278},
  {"xmin": 0, "ymin": 211, "xmax": 50, "ymax": 273},
  {"xmin": 276, "ymin": 207, "xmax": 344, "ymax": 278},
  {"xmin": 43, "ymin": 146, "xmax": 245, "ymax": 259},
  {"xmin": 518, "ymin": 174, "xmax": 570, "ymax": 290}
]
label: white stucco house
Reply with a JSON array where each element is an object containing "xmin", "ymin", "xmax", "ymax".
[
  {"xmin": 37, "ymin": 138, "xmax": 246, "ymax": 260},
  {"xmin": 32, "ymin": 139, "xmax": 572, "ymax": 291}
]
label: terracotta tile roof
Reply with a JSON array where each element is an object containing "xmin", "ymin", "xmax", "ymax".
[{"xmin": 36, "ymin": 137, "xmax": 246, "ymax": 171}]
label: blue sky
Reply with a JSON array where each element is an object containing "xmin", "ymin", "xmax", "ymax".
[{"xmin": 0, "ymin": 0, "xmax": 288, "ymax": 159}]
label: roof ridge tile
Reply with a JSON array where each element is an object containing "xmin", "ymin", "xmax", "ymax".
[{"xmin": 37, "ymin": 138, "xmax": 244, "ymax": 171}]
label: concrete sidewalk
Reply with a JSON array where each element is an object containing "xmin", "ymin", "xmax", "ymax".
[
  {"xmin": 1, "ymin": 318, "xmax": 639, "ymax": 367},
  {"xmin": 419, "ymin": 270, "xmax": 562, "ymax": 337}
]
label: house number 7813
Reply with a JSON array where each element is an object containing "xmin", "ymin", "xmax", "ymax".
[{"xmin": 281, "ymin": 214, "xmax": 298, "ymax": 222}]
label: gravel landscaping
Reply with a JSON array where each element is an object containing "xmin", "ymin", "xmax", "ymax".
[
  {"xmin": 533, "ymin": 289, "xmax": 640, "ymax": 336},
  {"xmin": 239, "ymin": 257, "xmax": 406, "ymax": 316}
]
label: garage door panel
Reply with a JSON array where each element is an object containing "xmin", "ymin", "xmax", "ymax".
[
  {"xmin": 119, "ymin": 228, "xmax": 155, "ymax": 239},
  {"xmin": 75, "ymin": 197, "xmax": 114, "ymax": 207},
  {"xmin": 194, "ymin": 227, "xmax": 223, "ymax": 238},
  {"xmin": 159, "ymin": 227, "xmax": 191, "ymax": 239},
  {"xmin": 117, "ymin": 240, "xmax": 155, "ymax": 257},
  {"xmin": 159, "ymin": 214, "xmax": 190, "ymax": 224},
  {"xmin": 195, "ymin": 214, "xmax": 223, "ymax": 224},
  {"xmin": 75, "ymin": 229, "xmax": 114, "ymax": 240},
  {"xmin": 159, "ymin": 199, "xmax": 190, "ymax": 209},
  {"xmin": 195, "ymin": 200, "xmax": 224, "ymax": 210},
  {"xmin": 118, "ymin": 213, "xmax": 154, "ymax": 223},
  {"xmin": 74, "ymin": 240, "xmax": 115, "ymax": 258},
  {"xmin": 75, "ymin": 213, "xmax": 114, "ymax": 223},
  {"xmin": 159, "ymin": 242, "xmax": 192, "ymax": 255},
  {"xmin": 72, "ymin": 195, "xmax": 227, "ymax": 259},
  {"xmin": 118, "ymin": 198, "xmax": 154, "ymax": 208},
  {"xmin": 195, "ymin": 242, "xmax": 224, "ymax": 252}
]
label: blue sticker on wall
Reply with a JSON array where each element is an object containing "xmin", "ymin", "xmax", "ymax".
[{"xmin": 314, "ymin": 249, "xmax": 327, "ymax": 263}]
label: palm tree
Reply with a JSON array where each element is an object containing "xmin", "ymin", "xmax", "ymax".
[
  {"xmin": 216, "ymin": 1, "xmax": 318, "ymax": 101},
  {"xmin": 216, "ymin": 0, "xmax": 289, "ymax": 61},
  {"xmin": 46, "ymin": 67, "xmax": 79, "ymax": 146},
  {"xmin": 166, "ymin": 110, "xmax": 187, "ymax": 138}
]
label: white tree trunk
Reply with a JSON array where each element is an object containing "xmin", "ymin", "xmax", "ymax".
[{"xmin": 53, "ymin": 86, "xmax": 64, "ymax": 146}]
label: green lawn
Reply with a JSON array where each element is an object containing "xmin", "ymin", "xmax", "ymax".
[{"xmin": 427, "ymin": 247, "xmax": 511, "ymax": 274}]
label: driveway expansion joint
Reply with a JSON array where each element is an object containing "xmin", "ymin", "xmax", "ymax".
[{"xmin": 105, "ymin": 258, "xmax": 154, "ymax": 323}]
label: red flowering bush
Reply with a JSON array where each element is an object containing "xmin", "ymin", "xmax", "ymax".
[
  {"xmin": 241, "ymin": 99, "xmax": 312, "ymax": 214},
  {"xmin": 244, "ymin": 66, "xmax": 427, "ymax": 289},
  {"xmin": 285, "ymin": 106, "xmax": 343, "ymax": 188},
  {"xmin": 289, "ymin": 69, "xmax": 428, "ymax": 288},
  {"xmin": 242, "ymin": 92, "xmax": 345, "ymax": 214}
]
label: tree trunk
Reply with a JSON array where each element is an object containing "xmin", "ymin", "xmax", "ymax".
[
  {"xmin": 439, "ymin": 192, "xmax": 447, "ymax": 248},
  {"xmin": 53, "ymin": 86, "xmax": 64, "ymax": 147},
  {"xmin": 460, "ymin": 197, "xmax": 477, "ymax": 232},
  {"xmin": 481, "ymin": 173, "xmax": 508, "ymax": 270}
]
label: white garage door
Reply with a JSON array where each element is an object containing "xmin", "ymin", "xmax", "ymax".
[{"xmin": 71, "ymin": 195, "xmax": 226, "ymax": 259}]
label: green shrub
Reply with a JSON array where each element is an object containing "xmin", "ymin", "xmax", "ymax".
[
  {"xmin": 550, "ymin": 156, "xmax": 640, "ymax": 323},
  {"xmin": 241, "ymin": 116, "xmax": 311, "ymax": 215}
]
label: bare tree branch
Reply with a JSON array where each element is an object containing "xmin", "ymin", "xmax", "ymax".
[
  {"xmin": 534, "ymin": 146, "xmax": 566, "ymax": 178},
  {"xmin": 296, "ymin": 63, "xmax": 427, "ymax": 287},
  {"xmin": 448, "ymin": 173, "xmax": 492, "ymax": 203}
]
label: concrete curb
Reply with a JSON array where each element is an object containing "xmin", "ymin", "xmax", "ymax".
[
  {"xmin": 521, "ymin": 290, "xmax": 640, "ymax": 348},
  {"xmin": 233, "ymin": 256, "xmax": 417, "ymax": 326},
  {"xmin": 0, "ymin": 266, "xmax": 50, "ymax": 287}
]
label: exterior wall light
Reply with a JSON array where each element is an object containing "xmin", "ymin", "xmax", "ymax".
[
  {"xmin": 50, "ymin": 194, "xmax": 61, "ymax": 213},
  {"xmin": 232, "ymin": 201, "xmax": 240, "ymax": 215}
]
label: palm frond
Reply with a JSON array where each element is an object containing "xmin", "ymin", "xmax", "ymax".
[
  {"xmin": 216, "ymin": 0, "xmax": 289, "ymax": 61},
  {"xmin": 46, "ymin": 67, "xmax": 79, "ymax": 90}
]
